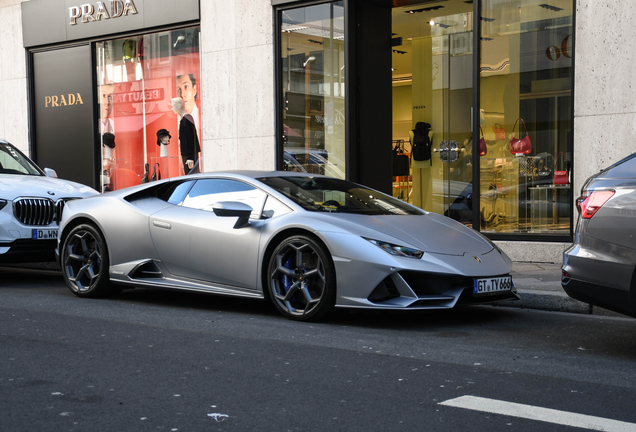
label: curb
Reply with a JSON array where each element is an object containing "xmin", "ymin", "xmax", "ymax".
[
  {"xmin": 495, "ymin": 288, "xmax": 628, "ymax": 317},
  {"xmin": 496, "ymin": 289, "xmax": 591, "ymax": 314}
]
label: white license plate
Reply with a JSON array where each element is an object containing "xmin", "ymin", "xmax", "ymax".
[
  {"xmin": 473, "ymin": 276, "xmax": 513, "ymax": 295},
  {"xmin": 32, "ymin": 229, "xmax": 58, "ymax": 240}
]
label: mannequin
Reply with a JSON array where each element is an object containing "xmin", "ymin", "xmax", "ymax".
[
  {"xmin": 102, "ymin": 132, "xmax": 116, "ymax": 192},
  {"xmin": 156, "ymin": 128, "xmax": 171, "ymax": 158},
  {"xmin": 409, "ymin": 128, "xmax": 434, "ymax": 210},
  {"xmin": 171, "ymin": 97, "xmax": 200, "ymax": 174}
]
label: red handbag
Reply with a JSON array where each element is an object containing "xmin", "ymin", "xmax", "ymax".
[
  {"xmin": 509, "ymin": 118, "xmax": 532, "ymax": 155},
  {"xmin": 479, "ymin": 127, "xmax": 487, "ymax": 157},
  {"xmin": 554, "ymin": 151, "xmax": 568, "ymax": 185}
]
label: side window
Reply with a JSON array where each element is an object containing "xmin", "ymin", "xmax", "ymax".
[
  {"xmin": 166, "ymin": 180, "xmax": 196, "ymax": 205},
  {"xmin": 262, "ymin": 195, "xmax": 292, "ymax": 219},
  {"xmin": 182, "ymin": 179, "xmax": 266, "ymax": 218}
]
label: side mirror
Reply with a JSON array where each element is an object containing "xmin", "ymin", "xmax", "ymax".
[
  {"xmin": 44, "ymin": 168, "xmax": 58, "ymax": 178},
  {"xmin": 212, "ymin": 201, "xmax": 253, "ymax": 229}
]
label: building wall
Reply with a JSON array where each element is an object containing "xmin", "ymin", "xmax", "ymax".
[
  {"xmin": 0, "ymin": 0, "xmax": 28, "ymax": 155},
  {"xmin": 200, "ymin": 0, "xmax": 276, "ymax": 172}
]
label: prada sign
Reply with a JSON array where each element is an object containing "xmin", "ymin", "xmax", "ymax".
[
  {"xmin": 33, "ymin": 46, "xmax": 96, "ymax": 190},
  {"xmin": 22, "ymin": 0, "xmax": 199, "ymax": 48},
  {"xmin": 69, "ymin": 1, "xmax": 138, "ymax": 26},
  {"xmin": 44, "ymin": 93, "xmax": 85, "ymax": 108}
]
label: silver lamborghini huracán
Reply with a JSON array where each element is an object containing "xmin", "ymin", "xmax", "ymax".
[{"xmin": 57, "ymin": 171, "xmax": 518, "ymax": 321}]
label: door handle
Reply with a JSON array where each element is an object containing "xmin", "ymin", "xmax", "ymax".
[
  {"xmin": 152, "ymin": 220, "xmax": 171, "ymax": 230},
  {"xmin": 436, "ymin": 140, "xmax": 460, "ymax": 163}
]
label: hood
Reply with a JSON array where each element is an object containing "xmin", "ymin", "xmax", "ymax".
[
  {"xmin": 0, "ymin": 174, "xmax": 98, "ymax": 200},
  {"xmin": 330, "ymin": 212, "xmax": 493, "ymax": 256}
]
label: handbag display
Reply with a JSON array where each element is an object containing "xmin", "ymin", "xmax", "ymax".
[
  {"xmin": 391, "ymin": 141, "xmax": 410, "ymax": 177},
  {"xmin": 141, "ymin": 163, "xmax": 149, "ymax": 184},
  {"xmin": 535, "ymin": 152, "xmax": 554, "ymax": 184},
  {"xmin": 554, "ymin": 151, "xmax": 568, "ymax": 185},
  {"xmin": 151, "ymin": 163, "xmax": 161, "ymax": 182},
  {"xmin": 479, "ymin": 127, "xmax": 487, "ymax": 157},
  {"xmin": 509, "ymin": 118, "xmax": 532, "ymax": 155},
  {"xmin": 493, "ymin": 123, "xmax": 505, "ymax": 140}
]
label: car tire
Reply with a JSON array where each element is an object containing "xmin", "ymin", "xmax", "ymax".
[
  {"xmin": 267, "ymin": 235, "xmax": 336, "ymax": 321},
  {"xmin": 61, "ymin": 224, "xmax": 115, "ymax": 298}
]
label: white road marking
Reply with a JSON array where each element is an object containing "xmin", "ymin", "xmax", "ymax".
[{"xmin": 439, "ymin": 396, "xmax": 636, "ymax": 432}]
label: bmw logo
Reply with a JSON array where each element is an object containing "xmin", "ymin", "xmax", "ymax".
[{"xmin": 47, "ymin": 191, "xmax": 55, "ymax": 196}]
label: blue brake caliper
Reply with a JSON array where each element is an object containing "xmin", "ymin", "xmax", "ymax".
[{"xmin": 282, "ymin": 257, "xmax": 293, "ymax": 293}]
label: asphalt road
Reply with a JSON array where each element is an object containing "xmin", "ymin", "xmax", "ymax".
[{"xmin": 2, "ymin": 266, "xmax": 636, "ymax": 432}]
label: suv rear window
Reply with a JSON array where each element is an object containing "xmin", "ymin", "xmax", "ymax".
[{"xmin": 602, "ymin": 153, "xmax": 636, "ymax": 179}]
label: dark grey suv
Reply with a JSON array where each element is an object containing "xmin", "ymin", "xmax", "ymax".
[{"xmin": 562, "ymin": 153, "xmax": 636, "ymax": 317}]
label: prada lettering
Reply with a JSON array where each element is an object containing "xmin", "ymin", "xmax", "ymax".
[
  {"xmin": 69, "ymin": 0, "xmax": 138, "ymax": 26},
  {"xmin": 45, "ymin": 94, "xmax": 84, "ymax": 108}
]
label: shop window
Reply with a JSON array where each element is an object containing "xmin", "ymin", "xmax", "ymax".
[
  {"xmin": 480, "ymin": 0, "xmax": 573, "ymax": 235},
  {"xmin": 391, "ymin": 0, "xmax": 573, "ymax": 237},
  {"xmin": 96, "ymin": 27, "xmax": 201, "ymax": 193},
  {"xmin": 279, "ymin": 2, "xmax": 346, "ymax": 179}
]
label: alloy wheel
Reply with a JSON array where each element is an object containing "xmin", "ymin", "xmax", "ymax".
[
  {"xmin": 64, "ymin": 229, "xmax": 103, "ymax": 293},
  {"xmin": 269, "ymin": 237, "xmax": 332, "ymax": 319}
]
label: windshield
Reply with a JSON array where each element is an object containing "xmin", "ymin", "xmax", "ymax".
[
  {"xmin": 258, "ymin": 176, "xmax": 425, "ymax": 215},
  {"xmin": 0, "ymin": 142, "xmax": 42, "ymax": 176}
]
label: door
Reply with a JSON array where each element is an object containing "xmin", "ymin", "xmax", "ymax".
[
  {"xmin": 149, "ymin": 178, "xmax": 266, "ymax": 288},
  {"xmin": 391, "ymin": 0, "xmax": 474, "ymax": 227}
]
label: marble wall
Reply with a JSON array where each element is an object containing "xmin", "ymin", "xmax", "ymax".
[
  {"xmin": 573, "ymin": 0, "xmax": 636, "ymax": 201},
  {"xmin": 0, "ymin": 2, "xmax": 28, "ymax": 154},
  {"xmin": 200, "ymin": 0, "xmax": 275, "ymax": 172}
]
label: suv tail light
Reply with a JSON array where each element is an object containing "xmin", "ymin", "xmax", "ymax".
[{"xmin": 577, "ymin": 190, "xmax": 615, "ymax": 219}]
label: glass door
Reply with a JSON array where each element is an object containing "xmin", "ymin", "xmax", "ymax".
[
  {"xmin": 392, "ymin": 0, "xmax": 474, "ymax": 226},
  {"xmin": 279, "ymin": 2, "xmax": 346, "ymax": 179}
]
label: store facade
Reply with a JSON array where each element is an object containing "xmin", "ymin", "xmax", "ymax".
[
  {"xmin": 22, "ymin": 0, "xmax": 201, "ymax": 192},
  {"xmin": 2, "ymin": 0, "xmax": 632, "ymax": 262}
]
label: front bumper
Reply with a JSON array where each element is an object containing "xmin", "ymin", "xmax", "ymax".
[{"xmin": 0, "ymin": 239, "xmax": 58, "ymax": 263}]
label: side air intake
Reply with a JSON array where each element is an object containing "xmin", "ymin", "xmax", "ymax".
[{"xmin": 129, "ymin": 261, "xmax": 164, "ymax": 279}]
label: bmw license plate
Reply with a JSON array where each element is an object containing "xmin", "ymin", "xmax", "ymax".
[
  {"xmin": 473, "ymin": 276, "xmax": 513, "ymax": 295},
  {"xmin": 32, "ymin": 229, "xmax": 58, "ymax": 240}
]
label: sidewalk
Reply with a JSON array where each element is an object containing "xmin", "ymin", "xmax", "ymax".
[{"xmin": 506, "ymin": 262, "xmax": 624, "ymax": 317}]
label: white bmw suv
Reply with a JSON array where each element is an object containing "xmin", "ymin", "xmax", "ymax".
[{"xmin": 0, "ymin": 139, "xmax": 98, "ymax": 263}]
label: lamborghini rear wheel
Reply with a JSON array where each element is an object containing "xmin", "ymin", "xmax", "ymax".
[{"xmin": 267, "ymin": 235, "xmax": 336, "ymax": 321}]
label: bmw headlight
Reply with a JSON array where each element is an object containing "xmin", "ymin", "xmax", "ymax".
[
  {"xmin": 0, "ymin": 199, "xmax": 6, "ymax": 211},
  {"xmin": 363, "ymin": 237, "xmax": 423, "ymax": 259}
]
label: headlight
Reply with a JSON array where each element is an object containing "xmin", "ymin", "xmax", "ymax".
[
  {"xmin": 363, "ymin": 237, "xmax": 423, "ymax": 259},
  {"xmin": 0, "ymin": 199, "xmax": 6, "ymax": 211}
]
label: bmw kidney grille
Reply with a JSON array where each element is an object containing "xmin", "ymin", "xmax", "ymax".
[{"xmin": 13, "ymin": 197, "xmax": 73, "ymax": 226}]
